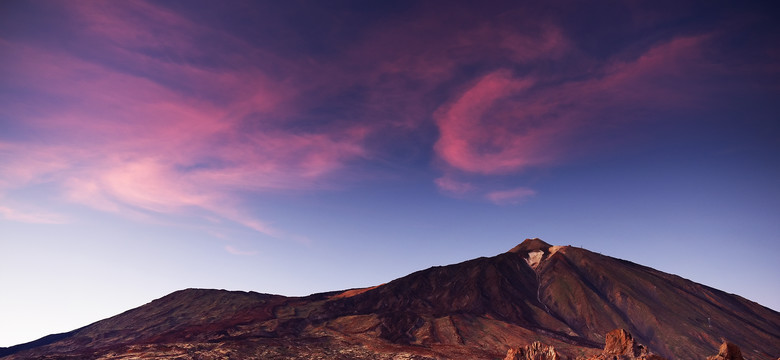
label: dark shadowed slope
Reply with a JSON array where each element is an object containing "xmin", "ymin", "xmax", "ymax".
[
  {"xmin": 3, "ymin": 239, "xmax": 778, "ymax": 359},
  {"xmin": 530, "ymin": 243, "xmax": 779, "ymax": 359}
]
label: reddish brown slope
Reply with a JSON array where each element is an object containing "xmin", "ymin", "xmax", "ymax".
[{"xmin": 534, "ymin": 245, "xmax": 780, "ymax": 359}]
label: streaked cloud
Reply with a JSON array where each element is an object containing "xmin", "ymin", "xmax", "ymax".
[
  {"xmin": 433, "ymin": 35, "xmax": 711, "ymax": 177},
  {"xmin": 1, "ymin": 0, "xmax": 774, "ymax": 232},
  {"xmin": 434, "ymin": 176, "xmax": 475, "ymax": 196},
  {"xmin": 485, "ymin": 187, "xmax": 537, "ymax": 205},
  {"xmin": 434, "ymin": 71, "xmax": 552, "ymax": 175},
  {"xmin": 0, "ymin": 205, "xmax": 68, "ymax": 224},
  {"xmin": 0, "ymin": 3, "xmax": 369, "ymax": 236},
  {"xmin": 224, "ymin": 245, "xmax": 258, "ymax": 256}
]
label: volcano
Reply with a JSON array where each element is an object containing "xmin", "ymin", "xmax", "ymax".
[{"xmin": 2, "ymin": 239, "xmax": 778, "ymax": 359}]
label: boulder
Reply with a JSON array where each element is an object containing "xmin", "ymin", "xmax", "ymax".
[
  {"xmin": 603, "ymin": 329, "xmax": 643, "ymax": 357},
  {"xmin": 706, "ymin": 342, "xmax": 744, "ymax": 360}
]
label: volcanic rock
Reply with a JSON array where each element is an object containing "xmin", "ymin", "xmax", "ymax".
[
  {"xmin": 505, "ymin": 341, "xmax": 561, "ymax": 360},
  {"xmin": 706, "ymin": 342, "xmax": 744, "ymax": 360},
  {"xmin": 578, "ymin": 329, "xmax": 666, "ymax": 360},
  {"xmin": 603, "ymin": 329, "xmax": 645, "ymax": 357}
]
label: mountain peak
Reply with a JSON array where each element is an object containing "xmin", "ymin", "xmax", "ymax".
[
  {"xmin": 4, "ymin": 238, "xmax": 779, "ymax": 360},
  {"xmin": 508, "ymin": 238, "xmax": 552, "ymax": 254}
]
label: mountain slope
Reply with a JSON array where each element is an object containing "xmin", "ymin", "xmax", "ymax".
[
  {"xmin": 3, "ymin": 239, "xmax": 778, "ymax": 359},
  {"xmin": 531, "ymin": 242, "xmax": 779, "ymax": 359}
]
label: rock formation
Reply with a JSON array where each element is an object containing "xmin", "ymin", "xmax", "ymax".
[
  {"xmin": 706, "ymin": 342, "xmax": 745, "ymax": 360},
  {"xmin": 603, "ymin": 329, "xmax": 647, "ymax": 358},
  {"xmin": 505, "ymin": 341, "xmax": 561, "ymax": 360},
  {"xmin": 583, "ymin": 329, "xmax": 666, "ymax": 360}
]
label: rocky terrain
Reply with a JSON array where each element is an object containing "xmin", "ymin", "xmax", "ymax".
[
  {"xmin": 581, "ymin": 329, "xmax": 666, "ymax": 360},
  {"xmin": 2, "ymin": 239, "xmax": 778, "ymax": 359},
  {"xmin": 504, "ymin": 328, "xmax": 755, "ymax": 360}
]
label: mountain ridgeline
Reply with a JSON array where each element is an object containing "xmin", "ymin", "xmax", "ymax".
[{"xmin": 2, "ymin": 239, "xmax": 778, "ymax": 359}]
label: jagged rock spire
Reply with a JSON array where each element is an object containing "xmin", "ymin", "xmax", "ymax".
[
  {"xmin": 582, "ymin": 329, "xmax": 667, "ymax": 360},
  {"xmin": 505, "ymin": 341, "xmax": 561, "ymax": 360},
  {"xmin": 706, "ymin": 342, "xmax": 745, "ymax": 360}
]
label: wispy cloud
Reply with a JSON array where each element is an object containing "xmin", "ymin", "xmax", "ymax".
[
  {"xmin": 433, "ymin": 35, "xmax": 712, "ymax": 177},
  {"xmin": 0, "ymin": 3, "xmax": 369, "ymax": 235},
  {"xmin": 0, "ymin": 205, "xmax": 68, "ymax": 224},
  {"xmin": 434, "ymin": 71, "xmax": 553, "ymax": 175},
  {"xmin": 434, "ymin": 175, "xmax": 475, "ymax": 196},
  {"xmin": 485, "ymin": 187, "xmax": 537, "ymax": 205},
  {"xmin": 0, "ymin": 0, "xmax": 771, "ymax": 229},
  {"xmin": 224, "ymin": 245, "xmax": 258, "ymax": 256}
]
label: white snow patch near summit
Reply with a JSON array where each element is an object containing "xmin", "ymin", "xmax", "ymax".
[{"xmin": 525, "ymin": 250, "xmax": 545, "ymax": 269}]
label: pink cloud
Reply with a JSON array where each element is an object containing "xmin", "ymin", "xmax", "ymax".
[
  {"xmin": 0, "ymin": 58, "xmax": 366, "ymax": 232},
  {"xmin": 0, "ymin": 3, "xmax": 369, "ymax": 236},
  {"xmin": 433, "ymin": 70, "xmax": 562, "ymax": 175},
  {"xmin": 314, "ymin": 13, "xmax": 572, "ymax": 134},
  {"xmin": 433, "ymin": 35, "xmax": 712, "ymax": 176},
  {"xmin": 0, "ymin": 0, "xmax": 731, "ymax": 224}
]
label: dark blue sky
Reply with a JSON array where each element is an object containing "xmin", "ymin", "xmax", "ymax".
[{"xmin": 1, "ymin": 0, "xmax": 778, "ymax": 346}]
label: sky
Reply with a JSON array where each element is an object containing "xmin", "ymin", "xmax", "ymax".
[{"xmin": 1, "ymin": 0, "xmax": 778, "ymax": 347}]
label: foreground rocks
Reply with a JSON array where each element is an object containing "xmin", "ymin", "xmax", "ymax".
[
  {"xmin": 506, "ymin": 329, "xmax": 664, "ymax": 360},
  {"xmin": 505, "ymin": 330, "xmax": 764, "ymax": 360},
  {"xmin": 505, "ymin": 341, "xmax": 561, "ymax": 360},
  {"xmin": 706, "ymin": 342, "xmax": 744, "ymax": 360},
  {"xmin": 591, "ymin": 329, "xmax": 666, "ymax": 360}
]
